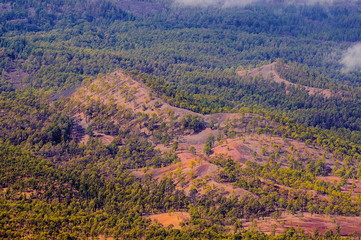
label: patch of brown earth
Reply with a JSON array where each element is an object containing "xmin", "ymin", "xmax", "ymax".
[
  {"xmin": 242, "ymin": 212, "xmax": 361, "ymax": 236},
  {"xmin": 145, "ymin": 152, "xmax": 206, "ymax": 180},
  {"xmin": 212, "ymin": 139, "xmax": 256, "ymax": 164},
  {"xmin": 204, "ymin": 113, "xmax": 250, "ymax": 128},
  {"xmin": 72, "ymin": 71, "xmax": 198, "ymax": 118},
  {"xmin": 212, "ymin": 135, "xmax": 334, "ymax": 166},
  {"xmin": 180, "ymin": 128, "xmax": 220, "ymax": 146},
  {"xmin": 318, "ymin": 176, "xmax": 361, "ymax": 197},
  {"xmin": 132, "ymin": 152, "xmax": 199, "ymax": 179},
  {"xmin": 147, "ymin": 212, "xmax": 190, "ymax": 229},
  {"xmin": 133, "ymin": 148, "xmax": 254, "ymax": 198},
  {"xmin": 94, "ymin": 236, "xmax": 114, "ymax": 240},
  {"xmin": 71, "ymin": 113, "xmax": 114, "ymax": 145},
  {"xmin": 93, "ymin": 131, "xmax": 115, "ymax": 145},
  {"xmin": 206, "ymin": 180, "xmax": 255, "ymax": 198},
  {"xmin": 238, "ymin": 63, "xmax": 333, "ymax": 98}
]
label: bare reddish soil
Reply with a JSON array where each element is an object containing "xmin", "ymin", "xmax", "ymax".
[
  {"xmin": 238, "ymin": 63, "xmax": 333, "ymax": 98},
  {"xmin": 95, "ymin": 235, "xmax": 115, "ymax": 240},
  {"xmin": 242, "ymin": 212, "xmax": 361, "ymax": 236},
  {"xmin": 147, "ymin": 212, "xmax": 190, "ymax": 229},
  {"xmin": 212, "ymin": 135, "xmax": 335, "ymax": 166},
  {"xmin": 73, "ymin": 71, "xmax": 198, "ymax": 118},
  {"xmin": 318, "ymin": 176, "xmax": 361, "ymax": 197}
]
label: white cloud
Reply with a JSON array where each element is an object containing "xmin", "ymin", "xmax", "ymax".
[{"xmin": 341, "ymin": 42, "xmax": 361, "ymax": 73}]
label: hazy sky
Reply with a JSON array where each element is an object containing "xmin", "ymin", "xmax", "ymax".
[{"xmin": 341, "ymin": 42, "xmax": 361, "ymax": 73}]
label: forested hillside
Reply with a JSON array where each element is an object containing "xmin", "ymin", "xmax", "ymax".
[{"xmin": 1, "ymin": 0, "xmax": 361, "ymax": 239}]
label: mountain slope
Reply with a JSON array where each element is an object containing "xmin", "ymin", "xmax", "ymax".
[
  {"xmin": 66, "ymin": 71, "xmax": 361, "ymax": 236},
  {"xmin": 1, "ymin": 0, "xmax": 361, "ymax": 238},
  {"xmin": 238, "ymin": 62, "xmax": 334, "ymax": 98}
]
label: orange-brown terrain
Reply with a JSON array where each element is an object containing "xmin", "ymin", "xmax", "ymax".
[
  {"xmin": 242, "ymin": 213, "xmax": 361, "ymax": 236},
  {"xmin": 237, "ymin": 62, "xmax": 333, "ymax": 98},
  {"xmin": 147, "ymin": 212, "xmax": 191, "ymax": 229},
  {"xmin": 68, "ymin": 70, "xmax": 361, "ymax": 236},
  {"xmin": 318, "ymin": 176, "xmax": 361, "ymax": 197}
]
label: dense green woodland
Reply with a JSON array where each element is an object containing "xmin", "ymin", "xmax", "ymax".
[{"xmin": 1, "ymin": 0, "xmax": 361, "ymax": 239}]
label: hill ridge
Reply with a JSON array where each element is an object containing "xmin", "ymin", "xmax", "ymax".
[{"xmin": 237, "ymin": 62, "xmax": 334, "ymax": 98}]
